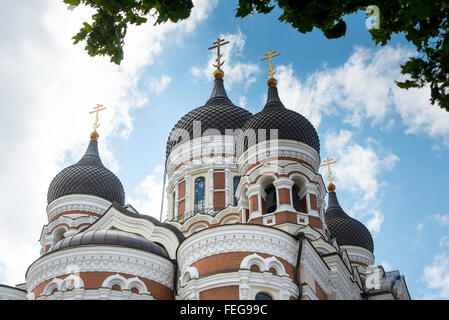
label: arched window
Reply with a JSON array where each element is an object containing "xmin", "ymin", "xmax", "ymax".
[
  {"xmin": 194, "ymin": 177, "xmax": 205, "ymax": 213},
  {"xmin": 264, "ymin": 184, "xmax": 277, "ymax": 214},
  {"xmin": 255, "ymin": 292, "xmax": 273, "ymax": 300},
  {"xmin": 233, "ymin": 176, "xmax": 240, "ymax": 206},
  {"xmin": 292, "ymin": 183, "xmax": 302, "ymax": 212}
]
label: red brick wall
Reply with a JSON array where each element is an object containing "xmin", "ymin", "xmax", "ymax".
[
  {"xmin": 178, "ymin": 180, "xmax": 186, "ymax": 200},
  {"xmin": 214, "ymin": 172, "xmax": 225, "ymax": 189},
  {"xmin": 178, "ymin": 199, "xmax": 185, "ymax": 220},
  {"xmin": 250, "ymin": 195, "xmax": 258, "ymax": 212},
  {"xmin": 191, "ymin": 251, "xmax": 296, "ymax": 281},
  {"xmin": 200, "ymin": 286, "xmax": 239, "ymax": 300},
  {"xmin": 315, "ymin": 280, "xmax": 327, "ymax": 300},
  {"xmin": 278, "ymin": 188, "xmax": 291, "ymax": 205},
  {"xmin": 214, "ymin": 191, "xmax": 225, "ymax": 210},
  {"xmin": 309, "ymin": 194, "xmax": 318, "ymax": 211}
]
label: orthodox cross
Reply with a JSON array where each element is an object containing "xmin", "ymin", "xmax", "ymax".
[
  {"xmin": 208, "ymin": 38, "xmax": 229, "ymax": 70},
  {"xmin": 89, "ymin": 104, "xmax": 106, "ymax": 131},
  {"xmin": 320, "ymin": 157, "xmax": 337, "ymax": 183},
  {"xmin": 261, "ymin": 50, "xmax": 281, "ymax": 78}
]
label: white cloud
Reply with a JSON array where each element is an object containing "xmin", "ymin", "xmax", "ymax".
[
  {"xmin": 190, "ymin": 28, "xmax": 261, "ymax": 89},
  {"xmin": 439, "ymin": 235, "xmax": 449, "ymax": 248},
  {"xmin": 421, "ymin": 252, "xmax": 449, "ymax": 299},
  {"xmin": 417, "ymin": 223, "xmax": 424, "ymax": 232},
  {"xmin": 434, "ymin": 214, "xmax": 449, "ymax": 227},
  {"xmin": 149, "ymin": 75, "xmax": 172, "ymax": 94},
  {"xmin": 275, "ymin": 45, "xmax": 449, "ymax": 147},
  {"xmin": 0, "ymin": 0, "xmax": 216, "ymax": 285},
  {"xmin": 321, "ymin": 129, "xmax": 399, "ymax": 234},
  {"xmin": 127, "ymin": 166, "xmax": 167, "ymax": 221}
]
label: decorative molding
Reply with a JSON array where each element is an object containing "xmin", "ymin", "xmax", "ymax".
[
  {"xmin": 177, "ymin": 225, "xmax": 298, "ymax": 273},
  {"xmin": 102, "ymin": 274, "xmax": 149, "ymax": 294},
  {"xmin": 240, "ymin": 253, "xmax": 287, "ymax": 277},
  {"xmin": 26, "ymin": 246, "xmax": 175, "ymax": 293},
  {"xmin": 47, "ymin": 194, "xmax": 111, "ymax": 222},
  {"xmin": 36, "ymin": 288, "xmax": 153, "ymax": 300},
  {"xmin": 177, "ymin": 270, "xmax": 298, "ymax": 300}
]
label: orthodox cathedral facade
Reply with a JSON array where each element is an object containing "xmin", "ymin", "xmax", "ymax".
[{"xmin": 0, "ymin": 42, "xmax": 410, "ymax": 300}]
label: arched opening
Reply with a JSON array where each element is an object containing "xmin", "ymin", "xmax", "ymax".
[
  {"xmin": 255, "ymin": 292, "xmax": 273, "ymax": 300},
  {"xmin": 233, "ymin": 176, "xmax": 241, "ymax": 206},
  {"xmin": 291, "ymin": 176, "xmax": 307, "ymax": 213},
  {"xmin": 194, "ymin": 177, "xmax": 205, "ymax": 213},
  {"xmin": 53, "ymin": 228, "xmax": 66, "ymax": 244},
  {"xmin": 264, "ymin": 184, "xmax": 277, "ymax": 214},
  {"xmin": 250, "ymin": 264, "xmax": 261, "ymax": 272},
  {"xmin": 111, "ymin": 284, "xmax": 121, "ymax": 291},
  {"xmin": 292, "ymin": 183, "xmax": 302, "ymax": 212},
  {"xmin": 130, "ymin": 287, "xmax": 139, "ymax": 294}
]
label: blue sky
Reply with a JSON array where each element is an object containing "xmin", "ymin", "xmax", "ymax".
[{"xmin": 0, "ymin": 0, "xmax": 448, "ymax": 299}]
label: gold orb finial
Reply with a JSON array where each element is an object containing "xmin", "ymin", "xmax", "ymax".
[
  {"xmin": 267, "ymin": 77, "xmax": 277, "ymax": 87},
  {"xmin": 320, "ymin": 157, "xmax": 337, "ymax": 192},
  {"xmin": 90, "ymin": 130, "xmax": 99, "ymax": 141},
  {"xmin": 214, "ymin": 68, "xmax": 224, "ymax": 79}
]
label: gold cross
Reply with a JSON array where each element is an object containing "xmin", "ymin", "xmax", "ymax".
[
  {"xmin": 89, "ymin": 104, "xmax": 106, "ymax": 131},
  {"xmin": 208, "ymin": 38, "xmax": 229, "ymax": 70},
  {"xmin": 320, "ymin": 157, "xmax": 337, "ymax": 183},
  {"xmin": 261, "ymin": 50, "xmax": 281, "ymax": 78}
]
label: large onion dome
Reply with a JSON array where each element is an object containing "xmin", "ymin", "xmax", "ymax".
[
  {"xmin": 49, "ymin": 229, "xmax": 169, "ymax": 258},
  {"xmin": 325, "ymin": 187, "xmax": 374, "ymax": 253},
  {"xmin": 166, "ymin": 77, "xmax": 253, "ymax": 157},
  {"xmin": 47, "ymin": 136, "xmax": 125, "ymax": 205},
  {"xmin": 240, "ymin": 84, "xmax": 320, "ymax": 154}
]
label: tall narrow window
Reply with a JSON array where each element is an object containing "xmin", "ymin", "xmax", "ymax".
[
  {"xmin": 194, "ymin": 177, "xmax": 205, "ymax": 213},
  {"xmin": 233, "ymin": 176, "xmax": 241, "ymax": 206},
  {"xmin": 264, "ymin": 184, "xmax": 277, "ymax": 214},
  {"xmin": 292, "ymin": 184, "xmax": 302, "ymax": 212},
  {"xmin": 172, "ymin": 191, "xmax": 176, "ymax": 219}
]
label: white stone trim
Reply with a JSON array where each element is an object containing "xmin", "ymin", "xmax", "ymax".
[
  {"xmin": 177, "ymin": 225, "xmax": 298, "ymax": 273},
  {"xmin": 240, "ymin": 253, "xmax": 287, "ymax": 276},
  {"xmin": 26, "ymin": 246, "xmax": 175, "ymax": 293},
  {"xmin": 0, "ymin": 286, "xmax": 27, "ymax": 300},
  {"xmin": 88, "ymin": 206, "xmax": 181, "ymax": 259},
  {"xmin": 177, "ymin": 270, "xmax": 298, "ymax": 300},
  {"xmin": 102, "ymin": 274, "xmax": 149, "ymax": 294},
  {"xmin": 47, "ymin": 194, "xmax": 111, "ymax": 222},
  {"xmin": 37, "ymin": 288, "xmax": 154, "ymax": 300}
]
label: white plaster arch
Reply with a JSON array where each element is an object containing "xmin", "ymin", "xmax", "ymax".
[
  {"xmin": 221, "ymin": 215, "xmax": 239, "ymax": 225},
  {"xmin": 180, "ymin": 266, "xmax": 199, "ymax": 287},
  {"xmin": 43, "ymin": 278, "xmax": 63, "ymax": 296},
  {"xmin": 102, "ymin": 274, "xmax": 149, "ymax": 294},
  {"xmin": 240, "ymin": 253, "xmax": 287, "ymax": 276},
  {"xmin": 60, "ymin": 274, "xmax": 84, "ymax": 291}
]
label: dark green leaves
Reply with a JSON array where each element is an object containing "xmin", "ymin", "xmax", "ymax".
[{"xmin": 65, "ymin": 0, "xmax": 449, "ymax": 111}]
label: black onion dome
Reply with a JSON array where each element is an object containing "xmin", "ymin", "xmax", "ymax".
[
  {"xmin": 166, "ymin": 78, "xmax": 253, "ymax": 157},
  {"xmin": 325, "ymin": 191, "xmax": 374, "ymax": 253},
  {"xmin": 47, "ymin": 138, "xmax": 125, "ymax": 205},
  {"xmin": 240, "ymin": 86, "xmax": 320, "ymax": 154},
  {"xmin": 49, "ymin": 229, "xmax": 169, "ymax": 258}
]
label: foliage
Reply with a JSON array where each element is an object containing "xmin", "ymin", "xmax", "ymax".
[{"xmin": 65, "ymin": 0, "xmax": 449, "ymax": 111}]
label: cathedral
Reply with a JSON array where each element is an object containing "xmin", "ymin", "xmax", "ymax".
[{"xmin": 0, "ymin": 40, "xmax": 410, "ymax": 300}]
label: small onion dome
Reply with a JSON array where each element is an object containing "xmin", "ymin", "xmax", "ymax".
[
  {"xmin": 49, "ymin": 229, "xmax": 169, "ymax": 258},
  {"xmin": 166, "ymin": 77, "xmax": 253, "ymax": 158},
  {"xmin": 325, "ymin": 191, "xmax": 374, "ymax": 253},
  {"xmin": 47, "ymin": 138, "xmax": 125, "ymax": 205},
  {"xmin": 239, "ymin": 85, "xmax": 320, "ymax": 154}
]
